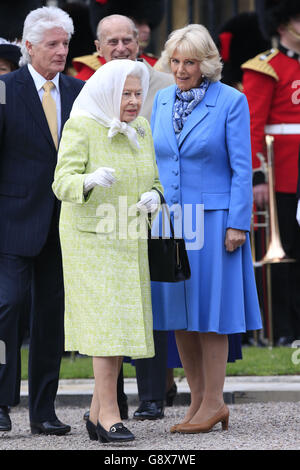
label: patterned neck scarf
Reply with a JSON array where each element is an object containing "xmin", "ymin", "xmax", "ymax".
[{"xmin": 173, "ymin": 78, "xmax": 210, "ymax": 134}]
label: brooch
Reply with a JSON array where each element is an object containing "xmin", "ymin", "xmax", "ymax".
[{"xmin": 136, "ymin": 125, "xmax": 145, "ymax": 138}]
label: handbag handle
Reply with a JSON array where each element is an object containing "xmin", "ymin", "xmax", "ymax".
[{"xmin": 148, "ymin": 188, "xmax": 175, "ymax": 239}]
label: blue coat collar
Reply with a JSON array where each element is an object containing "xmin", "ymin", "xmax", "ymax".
[{"xmin": 160, "ymin": 81, "xmax": 222, "ymax": 152}]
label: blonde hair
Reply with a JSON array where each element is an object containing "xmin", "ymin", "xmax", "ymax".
[{"xmin": 159, "ymin": 24, "xmax": 223, "ymax": 82}]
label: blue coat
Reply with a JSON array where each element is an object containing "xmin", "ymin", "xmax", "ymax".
[
  {"xmin": 151, "ymin": 81, "xmax": 253, "ymax": 231},
  {"xmin": 150, "ymin": 81, "xmax": 262, "ymax": 334}
]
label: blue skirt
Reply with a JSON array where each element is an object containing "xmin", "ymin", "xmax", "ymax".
[{"xmin": 151, "ymin": 210, "xmax": 262, "ymax": 334}]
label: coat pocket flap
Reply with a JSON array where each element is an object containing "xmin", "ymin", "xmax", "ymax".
[
  {"xmin": 76, "ymin": 216, "xmax": 115, "ymax": 234},
  {"xmin": 202, "ymin": 192, "xmax": 230, "ymax": 210}
]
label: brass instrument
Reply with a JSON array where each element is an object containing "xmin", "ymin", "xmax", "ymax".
[
  {"xmin": 251, "ymin": 135, "xmax": 295, "ymax": 347},
  {"xmin": 259, "ymin": 136, "xmax": 296, "ymax": 265}
]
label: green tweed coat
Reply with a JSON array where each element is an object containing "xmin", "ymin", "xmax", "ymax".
[{"xmin": 52, "ymin": 115, "xmax": 163, "ymax": 358}]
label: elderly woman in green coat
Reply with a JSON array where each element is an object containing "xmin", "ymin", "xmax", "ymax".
[{"xmin": 52, "ymin": 60, "xmax": 162, "ymax": 444}]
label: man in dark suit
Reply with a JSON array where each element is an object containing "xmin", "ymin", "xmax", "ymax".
[{"xmin": 0, "ymin": 6, "xmax": 84, "ymax": 435}]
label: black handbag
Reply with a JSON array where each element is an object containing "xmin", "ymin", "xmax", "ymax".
[{"xmin": 147, "ymin": 190, "xmax": 191, "ymax": 283}]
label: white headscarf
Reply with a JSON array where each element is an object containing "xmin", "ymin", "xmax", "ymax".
[{"xmin": 70, "ymin": 59, "xmax": 149, "ymax": 149}]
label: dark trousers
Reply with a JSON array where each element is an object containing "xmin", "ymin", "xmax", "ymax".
[
  {"xmin": 135, "ymin": 330, "xmax": 168, "ymax": 402},
  {"xmin": 117, "ymin": 366, "xmax": 127, "ymax": 405},
  {"xmin": 271, "ymin": 193, "xmax": 300, "ymax": 341},
  {"xmin": 0, "ymin": 225, "xmax": 64, "ymax": 422}
]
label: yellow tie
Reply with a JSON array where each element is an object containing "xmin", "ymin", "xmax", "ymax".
[{"xmin": 42, "ymin": 81, "xmax": 58, "ymax": 149}]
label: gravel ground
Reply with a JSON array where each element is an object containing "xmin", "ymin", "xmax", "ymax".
[{"xmin": 0, "ymin": 402, "xmax": 300, "ymax": 451}]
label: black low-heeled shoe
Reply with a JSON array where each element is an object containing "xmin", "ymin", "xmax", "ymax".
[
  {"xmin": 30, "ymin": 419, "xmax": 71, "ymax": 435},
  {"xmin": 96, "ymin": 421, "xmax": 135, "ymax": 443},
  {"xmin": 165, "ymin": 382, "xmax": 177, "ymax": 407},
  {"xmin": 133, "ymin": 400, "xmax": 164, "ymax": 420},
  {"xmin": 86, "ymin": 419, "xmax": 98, "ymax": 441}
]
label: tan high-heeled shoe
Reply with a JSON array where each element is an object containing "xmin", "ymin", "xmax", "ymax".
[
  {"xmin": 170, "ymin": 403, "xmax": 204, "ymax": 433},
  {"xmin": 170, "ymin": 417, "xmax": 192, "ymax": 433},
  {"xmin": 173, "ymin": 404, "xmax": 229, "ymax": 434}
]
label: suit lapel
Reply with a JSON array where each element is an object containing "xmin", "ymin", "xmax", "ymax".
[
  {"xmin": 160, "ymin": 86, "xmax": 179, "ymax": 156},
  {"xmin": 177, "ymin": 81, "xmax": 222, "ymax": 148},
  {"xmin": 177, "ymin": 100, "xmax": 209, "ymax": 148},
  {"xmin": 16, "ymin": 67, "xmax": 78, "ymax": 151},
  {"xmin": 16, "ymin": 66, "xmax": 56, "ymax": 149},
  {"xmin": 59, "ymin": 73, "xmax": 74, "ymax": 129}
]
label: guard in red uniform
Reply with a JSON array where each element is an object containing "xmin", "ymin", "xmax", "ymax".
[{"xmin": 242, "ymin": 0, "xmax": 300, "ymax": 345}]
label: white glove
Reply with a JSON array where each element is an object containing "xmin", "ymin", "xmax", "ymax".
[
  {"xmin": 297, "ymin": 199, "xmax": 300, "ymax": 226},
  {"xmin": 136, "ymin": 191, "xmax": 160, "ymax": 213},
  {"xmin": 84, "ymin": 167, "xmax": 116, "ymax": 193}
]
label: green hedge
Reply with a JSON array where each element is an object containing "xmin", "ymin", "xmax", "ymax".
[{"xmin": 20, "ymin": 346, "xmax": 300, "ymax": 380}]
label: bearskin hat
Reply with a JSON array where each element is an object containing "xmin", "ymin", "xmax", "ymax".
[
  {"xmin": 0, "ymin": 0, "xmax": 43, "ymax": 42},
  {"xmin": 89, "ymin": 0, "xmax": 165, "ymax": 38},
  {"xmin": 62, "ymin": 2, "xmax": 95, "ymax": 68},
  {"xmin": 257, "ymin": 0, "xmax": 300, "ymax": 38},
  {"xmin": 217, "ymin": 12, "xmax": 271, "ymax": 86}
]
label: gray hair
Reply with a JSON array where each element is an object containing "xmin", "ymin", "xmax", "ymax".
[
  {"xmin": 161, "ymin": 24, "xmax": 223, "ymax": 82},
  {"xmin": 96, "ymin": 14, "xmax": 138, "ymax": 43},
  {"xmin": 19, "ymin": 6, "xmax": 74, "ymax": 66}
]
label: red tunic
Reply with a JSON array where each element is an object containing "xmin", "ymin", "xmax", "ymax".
[
  {"xmin": 139, "ymin": 53, "xmax": 157, "ymax": 67},
  {"xmin": 73, "ymin": 55, "xmax": 106, "ymax": 81},
  {"xmin": 242, "ymin": 49, "xmax": 300, "ymax": 193}
]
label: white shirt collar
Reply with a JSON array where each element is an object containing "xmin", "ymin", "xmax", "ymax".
[{"xmin": 27, "ymin": 64, "xmax": 60, "ymax": 92}]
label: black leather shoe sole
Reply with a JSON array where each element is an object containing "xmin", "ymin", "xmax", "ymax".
[{"xmin": 30, "ymin": 421, "xmax": 71, "ymax": 436}]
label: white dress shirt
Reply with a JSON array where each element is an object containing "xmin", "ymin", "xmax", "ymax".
[{"xmin": 27, "ymin": 63, "xmax": 62, "ymax": 139}]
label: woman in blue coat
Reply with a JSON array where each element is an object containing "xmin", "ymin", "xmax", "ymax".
[{"xmin": 150, "ymin": 24, "xmax": 262, "ymax": 434}]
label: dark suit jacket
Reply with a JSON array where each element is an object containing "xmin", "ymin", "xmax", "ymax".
[{"xmin": 0, "ymin": 65, "xmax": 84, "ymax": 256}]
